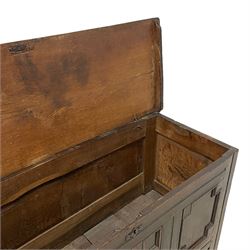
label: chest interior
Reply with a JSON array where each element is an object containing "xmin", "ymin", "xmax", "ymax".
[
  {"xmin": 0, "ymin": 18, "xmax": 234, "ymax": 250},
  {"xmin": 61, "ymin": 114, "xmax": 228, "ymax": 249}
]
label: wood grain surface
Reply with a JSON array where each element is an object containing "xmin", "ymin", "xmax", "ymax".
[
  {"xmin": 21, "ymin": 174, "xmax": 144, "ymax": 249},
  {"xmin": 155, "ymin": 134, "xmax": 211, "ymax": 190},
  {"xmin": 0, "ymin": 18, "xmax": 237, "ymax": 250},
  {"xmin": 0, "ymin": 18, "xmax": 162, "ymax": 177},
  {"xmin": 1, "ymin": 119, "xmax": 146, "ymax": 206},
  {"xmin": 156, "ymin": 115, "xmax": 227, "ymax": 161},
  {"xmin": 1, "ymin": 140, "xmax": 143, "ymax": 249}
]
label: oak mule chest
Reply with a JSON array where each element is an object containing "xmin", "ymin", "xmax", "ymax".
[{"xmin": 0, "ymin": 18, "xmax": 238, "ymax": 249}]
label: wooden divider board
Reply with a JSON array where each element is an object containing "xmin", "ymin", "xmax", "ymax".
[{"xmin": 0, "ymin": 18, "xmax": 162, "ymax": 177}]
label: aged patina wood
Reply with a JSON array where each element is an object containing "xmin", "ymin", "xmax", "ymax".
[
  {"xmin": 1, "ymin": 120, "xmax": 147, "ymax": 206},
  {"xmin": 1, "ymin": 140, "xmax": 144, "ymax": 248},
  {"xmin": 0, "ymin": 18, "xmax": 237, "ymax": 250},
  {"xmin": 1, "ymin": 18, "xmax": 162, "ymax": 178}
]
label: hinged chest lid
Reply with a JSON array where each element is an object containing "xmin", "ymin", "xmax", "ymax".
[{"xmin": 1, "ymin": 18, "xmax": 163, "ymax": 177}]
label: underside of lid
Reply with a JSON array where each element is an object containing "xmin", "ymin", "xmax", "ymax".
[{"xmin": 0, "ymin": 18, "xmax": 163, "ymax": 177}]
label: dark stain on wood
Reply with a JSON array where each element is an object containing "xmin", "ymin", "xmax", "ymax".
[
  {"xmin": 15, "ymin": 53, "xmax": 89, "ymax": 109},
  {"xmin": 0, "ymin": 18, "xmax": 237, "ymax": 250},
  {"xmin": 9, "ymin": 43, "xmax": 33, "ymax": 54},
  {"xmin": 1, "ymin": 18, "xmax": 162, "ymax": 177}
]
